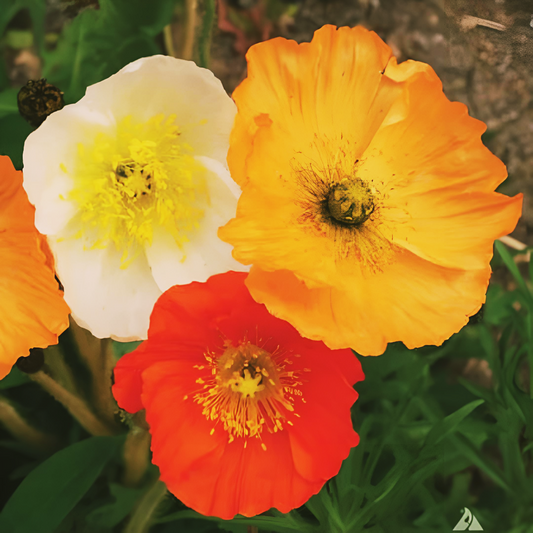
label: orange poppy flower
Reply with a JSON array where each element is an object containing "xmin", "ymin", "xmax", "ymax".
[
  {"xmin": 218, "ymin": 24, "xmax": 523, "ymax": 355},
  {"xmin": 112, "ymin": 271, "xmax": 363, "ymax": 518},
  {"xmin": 0, "ymin": 156, "xmax": 70, "ymax": 379}
]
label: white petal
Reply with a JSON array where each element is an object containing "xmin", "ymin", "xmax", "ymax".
[
  {"xmin": 84, "ymin": 55, "xmax": 236, "ymax": 165},
  {"xmin": 23, "ymin": 105, "xmax": 115, "ymax": 235},
  {"xmin": 195, "ymin": 155, "xmax": 242, "ymax": 197},
  {"xmin": 145, "ymin": 157, "xmax": 249, "ymax": 292},
  {"xmin": 50, "ymin": 236, "xmax": 162, "ymax": 340},
  {"xmin": 22, "ymin": 56, "xmax": 237, "ymax": 341}
]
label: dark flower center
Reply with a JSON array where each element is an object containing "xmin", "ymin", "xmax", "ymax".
[{"xmin": 327, "ymin": 179, "xmax": 375, "ymax": 226}]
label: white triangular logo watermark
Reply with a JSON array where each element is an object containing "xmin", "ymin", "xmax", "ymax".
[{"xmin": 453, "ymin": 508, "xmax": 483, "ymax": 531}]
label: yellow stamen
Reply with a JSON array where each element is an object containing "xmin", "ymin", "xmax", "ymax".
[
  {"xmin": 65, "ymin": 114, "xmax": 206, "ymax": 266},
  {"xmin": 193, "ymin": 341, "xmax": 303, "ymax": 445}
]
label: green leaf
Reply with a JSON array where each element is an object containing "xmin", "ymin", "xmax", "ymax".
[
  {"xmin": 423, "ymin": 399, "xmax": 484, "ymax": 449},
  {"xmin": 86, "ymin": 483, "xmax": 144, "ymax": 527},
  {"xmin": 4, "ymin": 29, "xmax": 34, "ymax": 49},
  {"xmin": 112, "ymin": 340, "xmax": 142, "ymax": 360},
  {"xmin": 42, "ymin": 0, "xmax": 176, "ymax": 103},
  {"xmin": 198, "ymin": 0, "xmax": 216, "ymax": 68},
  {"xmin": 0, "ymin": 88, "xmax": 19, "ymax": 118},
  {"xmin": 483, "ymin": 284, "xmax": 520, "ymax": 326},
  {"xmin": 495, "ymin": 241, "xmax": 533, "ymax": 309},
  {"xmin": 0, "ymin": 436, "xmax": 123, "ymax": 533},
  {"xmin": 0, "ymin": 112, "xmax": 33, "ymax": 168},
  {"xmin": 0, "ymin": 0, "xmax": 46, "ymax": 52},
  {"xmin": 0, "ymin": 365, "xmax": 30, "ymax": 389}
]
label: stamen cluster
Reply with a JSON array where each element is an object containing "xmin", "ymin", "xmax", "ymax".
[
  {"xmin": 66, "ymin": 114, "xmax": 206, "ymax": 264},
  {"xmin": 192, "ymin": 341, "xmax": 306, "ymax": 448}
]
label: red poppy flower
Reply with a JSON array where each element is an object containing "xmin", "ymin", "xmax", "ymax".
[{"xmin": 112, "ymin": 271, "xmax": 363, "ymax": 518}]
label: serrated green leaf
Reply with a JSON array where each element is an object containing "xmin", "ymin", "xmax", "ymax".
[{"xmin": 0, "ymin": 436, "xmax": 123, "ymax": 533}]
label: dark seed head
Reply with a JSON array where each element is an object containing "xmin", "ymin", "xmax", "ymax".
[
  {"xmin": 17, "ymin": 79, "xmax": 64, "ymax": 128},
  {"xmin": 327, "ymin": 179, "xmax": 374, "ymax": 226}
]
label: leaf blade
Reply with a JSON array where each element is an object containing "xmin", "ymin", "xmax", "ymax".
[{"xmin": 0, "ymin": 436, "xmax": 123, "ymax": 533}]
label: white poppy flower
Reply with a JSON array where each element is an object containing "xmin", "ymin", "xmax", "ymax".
[{"xmin": 22, "ymin": 55, "xmax": 248, "ymax": 341}]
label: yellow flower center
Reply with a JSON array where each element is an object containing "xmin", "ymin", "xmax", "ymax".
[
  {"xmin": 191, "ymin": 341, "xmax": 306, "ymax": 450},
  {"xmin": 64, "ymin": 114, "xmax": 206, "ymax": 265}
]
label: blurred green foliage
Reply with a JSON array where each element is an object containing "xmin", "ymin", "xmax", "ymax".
[{"xmin": 0, "ymin": 1, "xmax": 532, "ymax": 532}]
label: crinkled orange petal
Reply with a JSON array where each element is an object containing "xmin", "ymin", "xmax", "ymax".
[
  {"xmin": 0, "ymin": 156, "xmax": 70, "ymax": 379},
  {"xmin": 373, "ymin": 57, "xmax": 508, "ymax": 193},
  {"xmin": 383, "ymin": 188, "xmax": 522, "ymax": 271},
  {"xmin": 228, "ymin": 25, "xmax": 401, "ymax": 188},
  {"xmin": 360, "ymin": 57, "xmax": 523, "ymax": 270},
  {"xmin": 246, "ymin": 250, "xmax": 491, "ymax": 355},
  {"xmin": 221, "ymin": 25, "xmax": 523, "ymax": 353}
]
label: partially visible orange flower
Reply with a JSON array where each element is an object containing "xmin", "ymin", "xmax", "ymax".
[
  {"xmin": 219, "ymin": 25, "xmax": 523, "ymax": 355},
  {"xmin": 113, "ymin": 271, "xmax": 363, "ymax": 518},
  {"xmin": 0, "ymin": 156, "xmax": 70, "ymax": 379}
]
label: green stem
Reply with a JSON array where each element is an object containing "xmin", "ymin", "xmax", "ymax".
[
  {"xmin": 30, "ymin": 371, "xmax": 118, "ymax": 436},
  {"xmin": 0, "ymin": 396, "xmax": 59, "ymax": 456},
  {"xmin": 182, "ymin": 0, "xmax": 198, "ymax": 60},
  {"xmin": 198, "ymin": 0, "xmax": 216, "ymax": 68},
  {"xmin": 125, "ymin": 479, "xmax": 167, "ymax": 533},
  {"xmin": 122, "ymin": 427, "xmax": 151, "ymax": 488}
]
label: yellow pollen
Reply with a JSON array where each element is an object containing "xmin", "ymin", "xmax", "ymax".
[
  {"xmin": 65, "ymin": 114, "xmax": 206, "ymax": 266},
  {"xmin": 261, "ymin": 443, "xmax": 267, "ymax": 451},
  {"xmin": 193, "ymin": 342, "xmax": 303, "ymax": 445}
]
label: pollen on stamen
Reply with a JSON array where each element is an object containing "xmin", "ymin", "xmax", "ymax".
[
  {"xmin": 66, "ymin": 113, "xmax": 207, "ymax": 266},
  {"xmin": 193, "ymin": 340, "xmax": 305, "ymax": 446}
]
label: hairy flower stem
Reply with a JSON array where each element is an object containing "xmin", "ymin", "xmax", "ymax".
[
  {"xmin": 122, "ymin": 427, "xmax": 151, "ymax": 487},
  {"xmin": 182, "ymin": 0, "xmax": 198, "ymax": 60},
  {"xmin": 163, "ymin": 24, "xmax": 176, "ymax": 58},
  {"xmin": 198, "ymin": 0, "xmax": 216, "ymax": 68},
  {"xmin": 0, "ymin": 396, "xmax": 59, "ymax": 455},
  {"xmin": 69, "ymin": 320, "xmax": 118, "ymax": 428},
  {"xmin": 125, "ymin": 479, "xmax": 168, "ymax": 533},
  {"xmin": 30, "ymin": 371, "xmax": 119, "ymax": 436}
]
